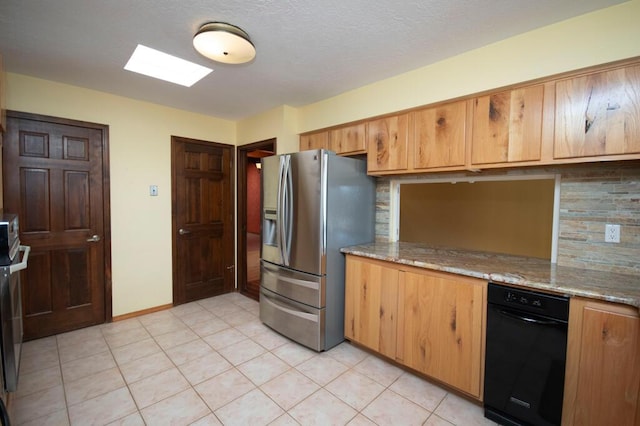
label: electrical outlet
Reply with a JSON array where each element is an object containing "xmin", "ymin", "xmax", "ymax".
[
  {"xmin": 605, "ymin": 224, "xmax": 620, "ymax": 243},
  {"xmin": 150, "ymin": 185, "xmax": 158, "ymax": 196}
]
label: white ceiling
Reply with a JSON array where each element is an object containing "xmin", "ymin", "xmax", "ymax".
[{"xmin": 0, "ymin": 0, "xmax": 626, "ymax": 121}]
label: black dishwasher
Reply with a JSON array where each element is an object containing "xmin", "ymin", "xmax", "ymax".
[{"xmin": 484, "ymin": 283, "xmax": 569, "ymax": 426}]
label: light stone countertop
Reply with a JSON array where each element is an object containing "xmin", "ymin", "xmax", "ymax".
[{"xmin": 341, "ymin": 241, "xmax": 640, "ymax": 310}]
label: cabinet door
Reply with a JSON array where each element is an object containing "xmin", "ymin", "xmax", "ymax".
[
  {"xmin": 563, "ymin": 298, "xmax": 640, "ymax": 425},
  {"xmin": 412, "ymin": 100, "xmax": 467, "ymax": 169},
  {"xmin": 398, "ymin": 270, "xmax": 485, "ymax": 397},
  {"xmin": 471, "ymin": 85, "xmax": 544, "ymax": 165},
  {"xmin": 366, "ymin": 113, "xmax": 409, "ymax": 173},
  {"xmin": 554, "ymin": 64, "xmax": 640, "ymax": 159},
  {"xmin": 330, "ymin": 123, "xmax": 366, "ymax": 155},
  {"xmin": 344, "ymin": 256, "xmax": 399, "ymax": 358},
  {"xmin": 299, "ymin": 131, "xmax": 329, "ymax": 151}
]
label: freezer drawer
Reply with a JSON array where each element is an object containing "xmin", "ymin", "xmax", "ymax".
[
  {"xmin": 261, "ymin": 260, "xmax": 324, "ymax": 308},
  {"xmin": 260, "ymin": 287, "xmax": 324, "ymax": 351}
]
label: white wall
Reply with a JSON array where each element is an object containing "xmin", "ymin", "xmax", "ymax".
[{"xmin": 5, "ymin": 74, "xmax": 236, "ymax": 316}]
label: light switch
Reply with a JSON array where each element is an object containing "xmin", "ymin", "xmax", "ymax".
[{"xmin": 150, "ymin": 185, "xmax": 158, "ymax": 196}]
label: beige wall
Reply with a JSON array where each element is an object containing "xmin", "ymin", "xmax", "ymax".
[
  {"xmin": 3, "ymin": 0, "xmax": 640, "ymax": 316},
  {"xmin": 297, "ymin": 0, "xmax": 640, "ymax": 132},
  {"xmin": 5, "ymin": 74, "xmax": 236, "ymax": 316}
]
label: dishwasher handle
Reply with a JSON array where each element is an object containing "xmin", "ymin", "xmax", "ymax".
[{"xmin": 497, "ymin": 308, "xmax": 566, "ymax": 326}]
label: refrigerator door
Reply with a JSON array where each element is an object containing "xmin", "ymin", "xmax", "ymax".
[{"xmin": 261, "ymin": 150, "xmax": 325, "ymax": 276}]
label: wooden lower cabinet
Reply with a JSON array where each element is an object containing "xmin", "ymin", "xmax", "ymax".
[
  {"xmin": 397, "ymin": 269, "xmax": 485, "ymax": 398},
  {"xmin": 344, "ymin": 255, "xmax": 486, "ymax": 398},
  {"xmin": 344, "ymin": 256, "xmax": 399, "ymax": 358},
  {"xmin": 562, "ymin": 298, "xmax": 640, "ymax": 426}
]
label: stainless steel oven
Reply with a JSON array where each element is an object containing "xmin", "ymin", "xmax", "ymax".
[{"xmin": 0, "ymin": 214, "xmax": 30, "ymax": 392}]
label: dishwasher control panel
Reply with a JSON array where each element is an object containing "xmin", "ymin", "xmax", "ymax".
[{"xmin": 489, "ymin": 283, "xmax": 569, "ymax": 321}]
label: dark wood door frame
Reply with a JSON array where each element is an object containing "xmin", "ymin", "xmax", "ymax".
[
  {"xmin": 237, "ymin": 138, "xmax": 276, "ymax": 300},
  {"xmin": 4, "ymin": 110, "xmax": 113, "ymax": 327}
]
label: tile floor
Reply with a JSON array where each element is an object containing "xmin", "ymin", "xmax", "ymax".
[{"xmin": 11, "ymin": 292, "xmax": 497, "ymax": 426}]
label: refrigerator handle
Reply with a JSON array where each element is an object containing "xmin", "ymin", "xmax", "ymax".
[
  {"xmin": 277, "ymin": 155, "xmax": 286, "ymax": 265},
  {"xmin": 285, "ymin": 155, "xmax": 293, "ymax": 265}
]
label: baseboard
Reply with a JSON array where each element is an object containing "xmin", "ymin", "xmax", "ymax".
[{"xmin": 112, "ymin": 303, "xmax": 173, "ymax": 322}]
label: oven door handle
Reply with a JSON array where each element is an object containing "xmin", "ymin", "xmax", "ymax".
[
  {"xmin": 498, "ymin": 308, "xmax": 565, "ymax": 326},
  {"xmin": 9, "ymin": 245, "xmax": 31, "ymax": 274}
]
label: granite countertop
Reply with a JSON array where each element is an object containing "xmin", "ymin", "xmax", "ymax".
[{"xmin": 341, "ymin": 241, "xmax": 640, "ymax": 310}]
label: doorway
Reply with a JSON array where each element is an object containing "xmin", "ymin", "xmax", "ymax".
[
  {"xmin": 3, "ymin": 111, "xmax": 111, "ymax": 340},
  {"xmin": 237, "ymin": 139, "xmax": 275, "ymax": 300},
  {"xmin": 171, "ymin": 136, "xmax": 235, "ymax": 304}
]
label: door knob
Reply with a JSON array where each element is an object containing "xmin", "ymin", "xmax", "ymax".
[
  {"xmin": 86, "ymin": 234, "xmax": 101, "ymax": 242},
  {"xmin": 178, "ymin": 228, "xmax": 191, "ymax": 235}
]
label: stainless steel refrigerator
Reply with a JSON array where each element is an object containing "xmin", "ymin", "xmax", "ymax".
[{"xmin": 259, "ymin": 149, "xmax": 375, "ymax": 351}]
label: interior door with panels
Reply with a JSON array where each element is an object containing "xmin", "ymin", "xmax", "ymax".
[{"xmin": 3, "ymin": 112, "xmax": 110, "ymax": 340}]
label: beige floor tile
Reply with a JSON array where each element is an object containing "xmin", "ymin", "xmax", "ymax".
[
  {"xmin": 103, "ymin": 326, "xmax": 151, "ymax": 348},
  {"xmin": 325, "ymin": 370, "xmax": 385, "ymax": 411},
  {"xmin": 206, "ymin": 302, "xmax": 244, "ymax": 317},
  {"xmin": 143, "ymin": 316, "xmax": 188, "ymax": 337},
  {"xmin": 58, "ymin": 335, "xmax": 109, "ymax": 364},
  {"xmin": 362, "ymin": 389, "xmax": 431, "ymax": 426},
  {"xmin": 203, "ymin": 328, "xmax": 247, "ymax": 351},
  {"xmin": 100, "ymin": 318, "xmax": 143, "ymax": 337},
  {"xmin": 271, "ymin": 342, "xmax": 316, "ymax": 366},
  {"xmin": 15, "ymin": 364, "xmax": 62, "ymax": 399},
  {"xmin": 178, "ymin": 352, "xmax": 233, "ymax": 386},
  {"xmin": 189, "ymin": 413, "xmax": 223, "ymax": 425},
  {"xmin": 189, "ymin": 317, "xmax": 230, "ymax": 338},
  {"xmin": 289, "ymin": 389, "xmax": 358, "ymax": 425},
  {"xmin": 353, "ymin": 354, "xmax": 403, "ymax": 387},
  {"xmin": 138, "ymin": 309, "xmax": 175, "ymax": 325},
  {"xmin": 218, "ymin": 338, "xmax": 266, "ymax": 366},
  {"xmin": 346, "ymin": 414, "xmax": 377, "ymax": 426},
  {"xmin": 195, "ymin": 368, "xmax": 256, "ymax": 411},
  {"xmin": 111, "ymin": 337, "xmax": 162, "ymax": 365},
  {"xmin": 129, "ymin": 368, "xmax": 190, "ymax": 409},
  {"xmin": 236, "ymin": 318, "xmax": 269, "ymax": 337},
  {"xmin": 21, "ymin": 336, "xmax": 57, "ymax": 358},
  {"xmin": 119, "ymin": 351, "xmax": 174, "ymax": 384},
  {"xmin": 154, "ymin": 327, "xmax": 199, "ymax": 350},
  {"xmin": 238, "ymin": 352, "xmax": 290, "ymax": 386},
  {"xmin": 57, "ymin": 326, "xmax": 104, "ymax": 348},
  {"xmin": 250, "ymin": 329, "xmax": 291, "ymax": 351},
  {"xmin": 19, "ymin": 349, "xmax": 60, "ymax": 375},
  {"xmin": 215, "ymin": 388, "xmax": 284, "ymax": 425},
  {"xmin": 220, "ymin": 310, "xmax": 256, "ymax": 327},
  {"xmin": 269, "ymin": 413, "xmax": 300, "ymax": 425},
  {"xmin": 11, "ymin": 385, "xmax": 67, "ymax": 425},
  {"xmin": 170, "ymin": 301, "xmax": 207, "ymax": 318},
  {"xmin": 434, "ymin": 393, "xmax": 496, "ymax": 426},
  {"xmin": 68, "ymin": 386, "xmax": 137, "ymax": 425},
  {"xmin": 165, "ymin": 339, "xmax": 215, "ymax": 366},
  {"xmin": 106, "ymin": 411, "xmax": 146, "ymax": 426},
  {"xmin": 140, "ymin": 388, "xmax": 211, "ymax": 425},
  {"xmin": 260, "ymin": 369, "xmax": 320, "ymax": 411},
  {"xmin": 61, "ymin": 350, "xmax": 116, "ymax": 382},
  {"xmin": 295, "ymin": 354, "xmax": 349, "ymax": 386},
  {"xmin": 20, "ymin": 408, "xmax": 70, "ymax": 426},
  {"xmin": 425, "ymin": 413, "xmax": 456, "ymax": 425},
  {"xmin": 325, "ymin": 342, "xmax": 368, "ymax": 367},
  {"xmin": 180, "ymin": 310, "xmax": 218, "ymax": 327},
  {"xmin": 64, "ymin": 367, "xmax": 126, "ymax": 406},
  {"xmin": 389, "ymin": 372, "xmax": 448, "ymax": 412}
]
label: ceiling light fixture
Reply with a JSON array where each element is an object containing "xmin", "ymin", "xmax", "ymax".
[{"xmin": 193, "ymin": 22, "xmax": 256, "ymax": 64}]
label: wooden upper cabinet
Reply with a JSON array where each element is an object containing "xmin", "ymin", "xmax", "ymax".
[
  {"xmin": 366, "ymin": 113, "xmax": 410, "ymax": 173},
  {"xmin": 471, "ymin": 85, "xmax": 544, "ymax": 165},
  {"xmin": 554, "ymin": 64, "xmax": 640, "ymax": 159},
  {"xmin": 563, "ymin": 298, "xmax": 640, "ymax": 425},
  {"xmin": 330, "ymin": 123, "xmax": 366, "ymax": 155},
  {"xmin": 299, "ymin": 131, "xmax": 329, "ymax": 151},
  {"xmin": 411, "ymin": 100, "xmax": 468, "ymax": 170}
]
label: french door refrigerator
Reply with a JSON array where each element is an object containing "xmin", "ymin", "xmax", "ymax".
[{"xmin": 260, "ymin": 149, "xmax": 375, "ymax": 351}]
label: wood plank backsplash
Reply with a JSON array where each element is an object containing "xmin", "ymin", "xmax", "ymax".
[{"xmin": 375, "ymin": 161, "xmax": 640, "ymax": 275}]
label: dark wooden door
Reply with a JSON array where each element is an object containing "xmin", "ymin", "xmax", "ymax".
[
  {"xmin": 3, "ymin": 112, "xmax": 110, "ymax": 340},
  {"xmin": 172, "ymin": 137, "xmax": 235, "ymax": 304}
]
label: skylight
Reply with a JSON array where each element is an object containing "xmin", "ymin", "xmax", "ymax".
[{"xmin": 124, "ymin": 44, "xmax": 212, "ymax": 87}]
